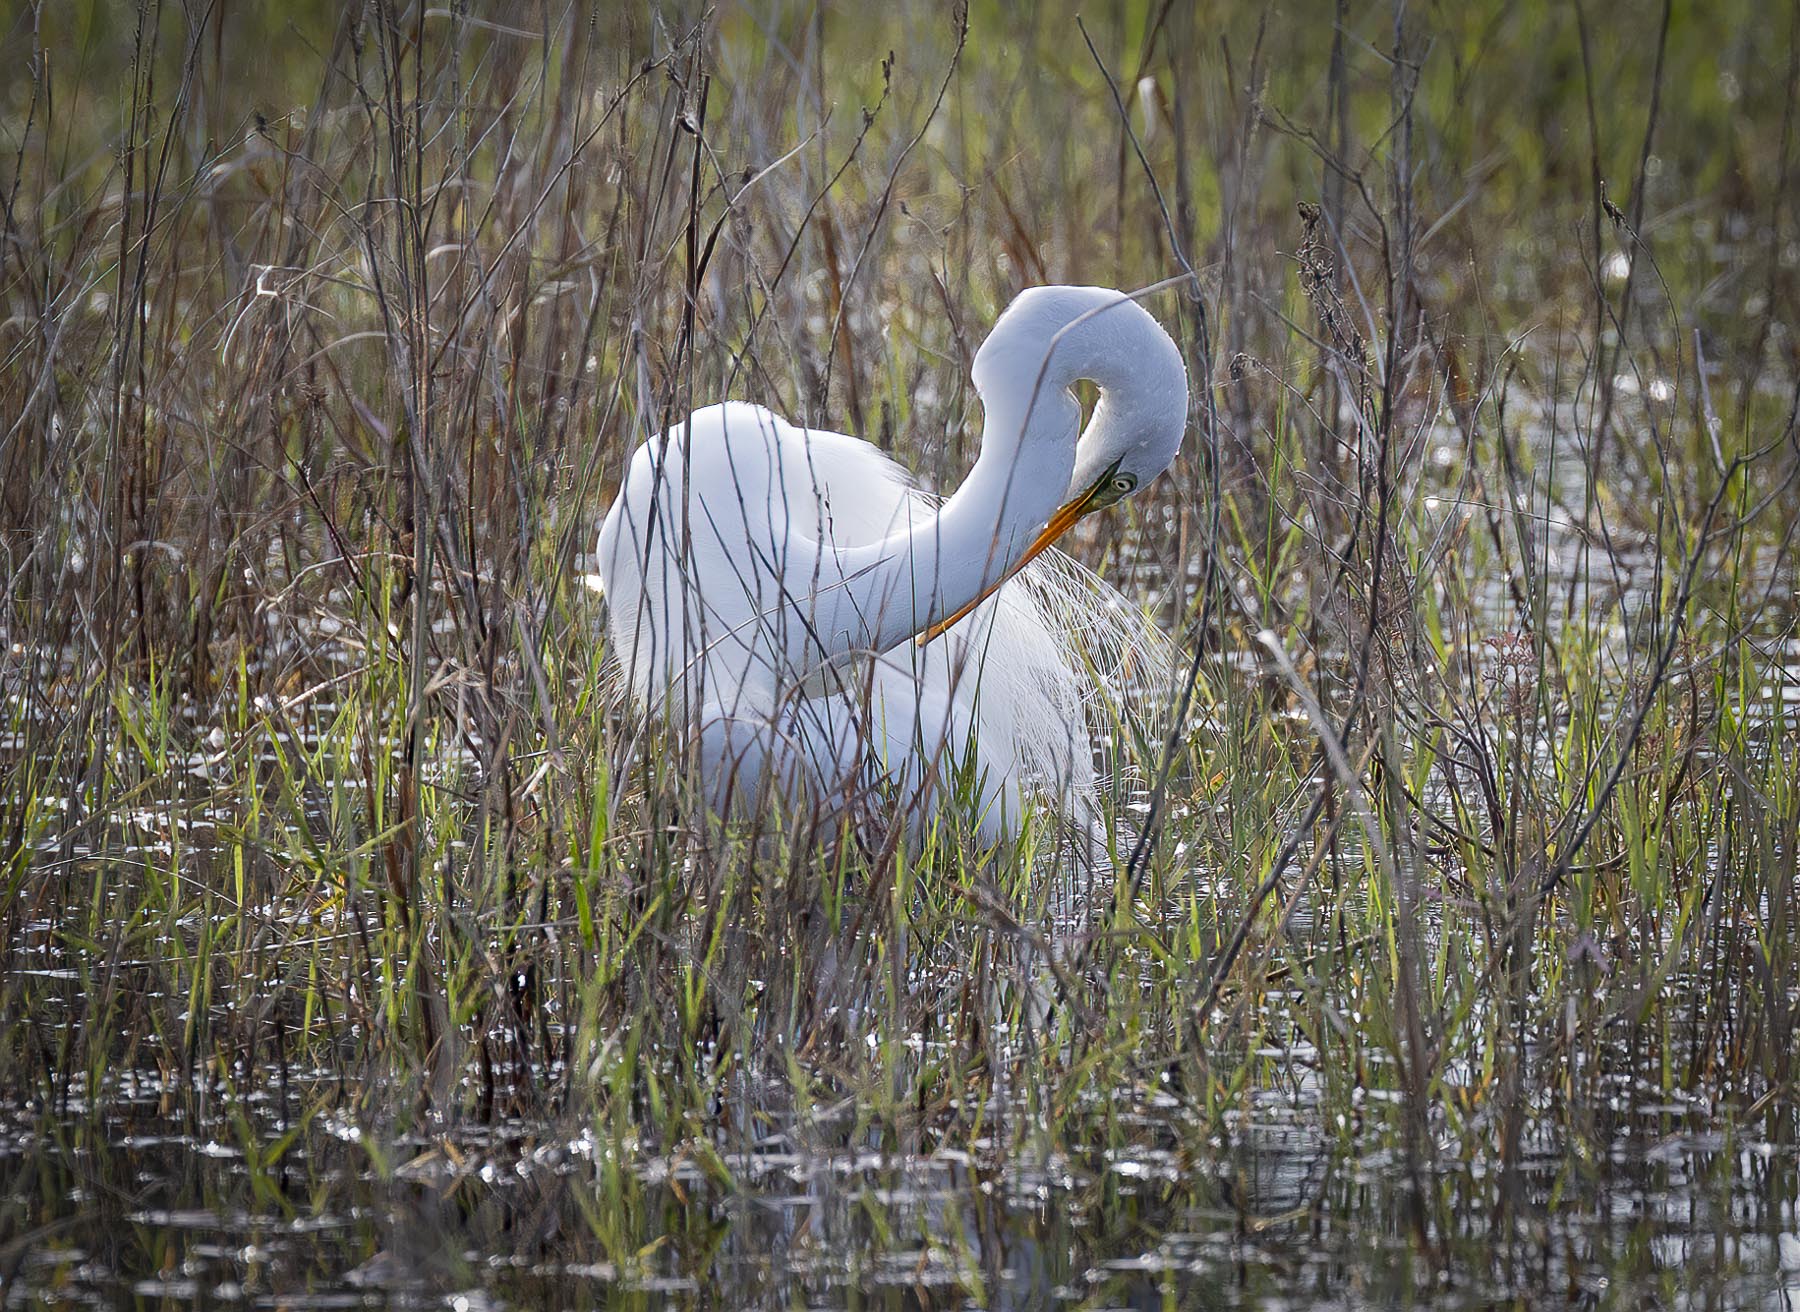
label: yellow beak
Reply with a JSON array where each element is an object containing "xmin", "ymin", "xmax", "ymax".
[{"xmin": 915, "ymin": 484, "xmax": 1098, "ymax": 646}]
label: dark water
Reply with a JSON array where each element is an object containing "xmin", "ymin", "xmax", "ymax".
[{"xmin": 4, "ymin": 1042, "xmax": 1796, "ymax": 1309}]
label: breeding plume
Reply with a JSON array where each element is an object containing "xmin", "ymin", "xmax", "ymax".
[{"xmin": 594, "ymin": 285, "xmax": 1188, "ymax": 845}]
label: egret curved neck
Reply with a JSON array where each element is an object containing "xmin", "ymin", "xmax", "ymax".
[
  {"xmin": 806, "ymin": 389, "xmax": 1078, "ymax": 659},
  {"xmin": 789, "ymin": 285, "xmax": 1182, "ymax": 667}
]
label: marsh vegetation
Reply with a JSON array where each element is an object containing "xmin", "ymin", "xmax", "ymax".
[{"xmin": 1, "ymin": 1, "xmax": 1797, "ymax": 1306}]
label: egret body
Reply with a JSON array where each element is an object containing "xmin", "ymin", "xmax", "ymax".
[{"xmin": 595, "ymin": 286, "xmax": 1188, "ymax": 844}]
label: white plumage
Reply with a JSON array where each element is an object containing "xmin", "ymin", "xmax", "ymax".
[{"xmin": 595, "ymin": 286, "xmax": 1189, "ymax": 848}]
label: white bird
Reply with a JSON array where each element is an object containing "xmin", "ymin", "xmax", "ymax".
[{"xmin": 594, "ymin": 285, "xmax": 1188, "ymax": 848}]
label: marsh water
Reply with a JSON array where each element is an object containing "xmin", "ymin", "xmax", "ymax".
[
  {"xmin": 5, "ymin": 1051, "xmax": 1797, "ymax": 1309},
  {"xmin": 5, "ymin": 930, "xmax": 1798, "ymax": 1309}
]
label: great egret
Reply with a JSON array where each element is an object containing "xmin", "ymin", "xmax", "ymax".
[{"xmin": 594, "ymin": 285, "xmax": 1188, "ymax": 845}]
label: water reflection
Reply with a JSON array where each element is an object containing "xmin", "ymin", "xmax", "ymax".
[{"xmin": 2, "ymin": 1052, "xmax": 1794, "ymax": 1309}]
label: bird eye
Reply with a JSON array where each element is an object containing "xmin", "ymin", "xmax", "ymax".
[{"xmin": 1111, "ymin": 473, "xmax": 1137, "ymax": 496}]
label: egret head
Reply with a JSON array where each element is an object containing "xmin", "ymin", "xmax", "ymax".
[{"xmin": 1030, "ymin": 304, "xmax": 1188, "ymax": 541}]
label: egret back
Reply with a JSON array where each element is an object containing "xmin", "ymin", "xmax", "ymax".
[{"xmin": 596, "ymin": 402, "xmax": 918, "ymax": 720}]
